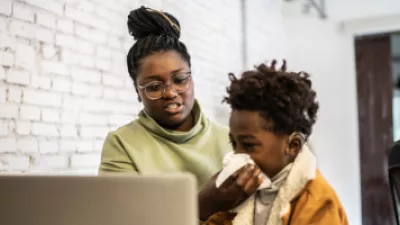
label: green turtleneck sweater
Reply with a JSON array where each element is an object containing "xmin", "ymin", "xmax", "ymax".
[{"xmin": 98, "ymin": 101, "xmax": 231, "ymax": 189}]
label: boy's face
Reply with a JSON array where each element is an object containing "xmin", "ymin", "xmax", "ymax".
[{"xmin": 229, "ymin": 109, "xmax": 290, "ymax": 178}]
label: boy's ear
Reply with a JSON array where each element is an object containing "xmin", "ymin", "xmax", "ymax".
[{"xmin": 287, "ymin": 132, "xmax": 305, "ymax": 155}]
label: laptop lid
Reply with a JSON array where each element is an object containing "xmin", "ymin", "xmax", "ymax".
[{"xmin": 0, "ymin": 173, "xmax": 198, "ymax": 225}]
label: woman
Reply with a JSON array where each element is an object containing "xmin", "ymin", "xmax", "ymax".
[
  {"xmin": 201, "ymin": 61, "xmax": 349, "ymax": 225},
  {"xmin": 98, "ymin": 6, "xmax": 232, "ymax": 189},
  {"xmin": 99, "ymin": 6, "xmax": 262, "ymax": 220}
]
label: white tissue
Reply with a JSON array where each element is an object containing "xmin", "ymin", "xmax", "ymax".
[{"xmin": 215, "ymin": 152, "xmax": 271, "ymax": 189}]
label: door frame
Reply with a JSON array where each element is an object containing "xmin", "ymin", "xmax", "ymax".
[{"xmin": 342, "ymin": 13, "xmax": 400, "ymax": 225}]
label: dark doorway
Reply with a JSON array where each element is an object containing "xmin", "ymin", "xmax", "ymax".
[{"xmin": 355, "ymin": 34, "xmax": 394, "ymax": 225}]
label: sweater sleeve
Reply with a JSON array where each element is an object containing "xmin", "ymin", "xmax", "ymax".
[{"xmin": 98, "ymin": 132, "xmax": 139, "ymax": 174}]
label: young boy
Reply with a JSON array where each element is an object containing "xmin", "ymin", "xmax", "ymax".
[{"xmin": 203, "ymin": 60, "xmax": 349, "ymax": 225}]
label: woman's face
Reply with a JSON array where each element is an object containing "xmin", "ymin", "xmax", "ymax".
[
  {"xmin": 229, "ymin": 110, "xmax": 299, "ymax": 178},
  {"xmin": 136, "ymin": 50, "xmax": 195, "ymax": 131}
]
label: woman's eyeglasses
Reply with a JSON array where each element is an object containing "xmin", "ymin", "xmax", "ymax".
[{"xmin": 137, "ymin": 72, "xmax": 192, "ymax": 100}]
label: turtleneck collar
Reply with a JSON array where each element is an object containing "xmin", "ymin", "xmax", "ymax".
[
  {"xmin": 137, "ymin": 100, "xmax": 208, "ymax": 143},
  {"xmin": 259, "ymin": 163, "xmax": 293, "ymax": 195}
]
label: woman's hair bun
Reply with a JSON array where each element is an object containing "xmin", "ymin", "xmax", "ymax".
[{"xmin": 127, "ymin": 6, "xmax": 181, "ymax": 40}]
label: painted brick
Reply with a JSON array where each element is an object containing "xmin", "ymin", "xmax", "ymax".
[
  {"xmin": 16, "ymin": 120, "xmax": 31, "ymax": 135},
  {"xmin": 76, "ymin": 24, "xmax": 107, "ymax": 44},
  {"xmin": 23, "ymin": 89, "xmax": 62, "ymax": 107},
  {"xmin": 56, "ymin": 34, "xmax": 77, "ymax": 49},
  {"xmin": 0, "ymin": 137, "xmax": 17, "ymax": 153},
  {"xmin": 93, "ymin": 140, "xmax": 104, "ymax": 152},
  {"xmin": 65, "ymin": 7, "xmax": 109, "ymax": 31},
  {"xmin": 34, "ymin": 155, "xmax": 68, "ymax": 169},
  {"xmin": 0, "ymin": 67, "xmax": 4, "ymax": 80},
  {"xmin": 6, "ymin": 68, "xmax": 30, "ymax": 85},
  {"xmin": 111, "ymin": 50, "xmax": 125, "ymax": 62},
  {"xmin": 9, "ymin": 20, "xmax": 36, "ymax": 39},
  {"xmin": 20, "ymin": 105, "xmax": 41, "ymax": 121},
  {"xmin": 52, "ymin": 77, "xmax": 71, "ymax": 93},
  {"xmin": 80, "ymin": 126, "xmax": 108, "ymax": 139},
  {"xmin": 57, "ymin": 19, "xmax": 74, "ymax": 33},
  {"xmin": 59, "ymin": 139, "xmax": 77, "ymax": 152},
  {"xmin": 101, "ymin": 1, "xmax": 126, "ymax": 13},
  {"xmin": 76, "ymin": 39, "xmax": 94, "ymax": 55},
  {"xmin": 15, "ymin": 43, "xmax": 35, "ymax": 69},
  {"xmin": 0, "ymin": 155, "xmax": 30, "ymax": 170},
  {"xmin": 41, "ymin": 108, "xmax": 60, "ymax": 123},
  {"xmin": 97, "ymin": 46, "xmax": 111, "ymax": 58},
  {"xmin": 78, "ymin": 113, "xmax": 108, "ymax": 125},
  {"xmin": 102, "ymin": 74, "xmax": 124, "ymax": 87},
  {"xmin": 117, "ymin": 89, "xmax": 136, "ymax": 102},
  {"xmin": 60, "ymin": 125, "xmax": 77, "ymax": 138},
  {"xmin": 0, "ymin": 1, "xmax": 12, "ymax": 16},
  {"xmin": 77, "ymin": 2, "xmax": 95, "ymax": 12},
  {"xmin": 36, "ymin": 12, "xmax": 57, "ymax": 29},
  {"xmin": 75, "ymin": 24, "xmax": 91, "ymax": 40},
  {"xmin": 110, "ymin": 61, "xmax": 126, "ymax": 74},
  {"xmin": 24, "ymin": 0, "xmax": 63, "ymax": 15},
  {"xmin": 62, "ymin": 95, "xmax": 84, "ymax": 111},
  {"xmin": 71, "ymin": 68, "xmax": 101, "ymax": 84},
  {"xmin": 70, "ymin": 153, "xmax": 101, "ymax": 168},
  {"xmin": 32, "ymin": 122, "xmax": 59, "ymax": 137},
  {"xmin": 38, "ymin": 140, "xmax": 58, "ymax": 154},
  {"xmin": 41, "ymin": 60, "xmax": 69, "ymax": 76},
  {"xmin": 96, "ymin": 58, "xmax": 111, "ymax": 71},
  {"xmin": 104, "ymin": 87, "xmax": 117, "ymax": 99},
  {"xmin": 17, "ymin": 138, "xmax": 38, "ymax": 153},
  {"xmin": 72, "ymin": 81, "xmax": 89, "ymax": 96},
  {"xmin": 108, "ymin": 115, "xmax": 134, "ymax": 126},
  {"xmin": 78, "ymin": 54, "xmax": 95, "ymax": 68},
  {"xmin": 0, "ymin": 17, "xmax": 6, "ymax": 32},
  {"xmin": 0, "ymin": 35, "xmax": 17, "ymax": 50},
  {"xmin": 0, "ymin": 119, "xmax": 13, "ymax": 136},
  {"xmin": 60, "ymin": 111, "xmax": 78, "ymax": 124},
  {"xmin": 30, "ymin": 75, "xmax": 52, "ymax": 89},
  {"xmin": 0, "ymin": 103, "xmax": 18, "ymax": 119},
  {"xmin": 13, "ymin": 3, "xmax": 35, "ymax": 22},
  {"xmin": 95, "ymin": 5, "xmax": 123, "ymax": 23},
  {"xmin": 109, "ymin": 36, "xmax": 121, "ymax": 49},
  {"xmin": 61, "ymin": 49, "xmax": 80, "ymax": 65},
  {"xmin": 7, "ymin": 86, "xmax": 22, "ymax": 103},
  {"xmin": 76, "ymin": 140, "xmax": 93, "ymax": 152},
  {"xmin": 42, "ymin": 45, "xmax": 58, "ymax": 59},
  {"xmin": 36, "ymin": 27, "xmax": 54, "ymax": 43},
  {"xmin": 0, "ymin": 51, "xmax": 14, "ymax": 66}
]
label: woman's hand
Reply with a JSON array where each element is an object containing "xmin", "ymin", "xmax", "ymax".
[{"xmin": 198, "ymin": 164, "xmax": 263, "ymax": 221}]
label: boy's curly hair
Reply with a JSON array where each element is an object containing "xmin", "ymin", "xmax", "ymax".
[{"xmin": 223, "ymin": 60, "xmax": 319, "ymax": 137}]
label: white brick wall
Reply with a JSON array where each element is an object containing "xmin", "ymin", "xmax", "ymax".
[{"xmin": 0, "ymin": 0, "xmax": 283, "ymax": 174}]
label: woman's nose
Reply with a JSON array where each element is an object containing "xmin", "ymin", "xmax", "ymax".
[{"xmin": 162, "ymin": 85, "xmax": 178, "ymax": 99}]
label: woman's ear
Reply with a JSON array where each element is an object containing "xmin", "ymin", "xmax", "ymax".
[{"xmin": 134, "ymin": 84, "xmax": 142, "ymax": 102}]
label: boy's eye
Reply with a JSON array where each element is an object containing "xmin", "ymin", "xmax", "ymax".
[
  {"xmin": 229, "ymin": 140, "xmax": 236, "ymax": 149},
  {"xmin": 242, "ymin": 142, "xmax": 258, "ymax": 152},
  {"xmin": 243, "ymin": 143, "xmax": 255, "ymax": 149}
]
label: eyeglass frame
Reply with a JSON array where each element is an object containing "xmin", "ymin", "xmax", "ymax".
[{"xmin": 137, "ymin": 72, "xmax": 193, "ymax": 100}]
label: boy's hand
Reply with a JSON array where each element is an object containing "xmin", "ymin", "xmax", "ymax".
[{"xmin": 198, "ymin": 164, "xmax": 263, "ymax": 221}]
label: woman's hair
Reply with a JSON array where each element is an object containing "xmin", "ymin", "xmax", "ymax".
[
  {"xmin": 224, "ymin": 60, "xmax": 319, "ymax": 137},
  {"xmin": 126, "ymin": 6, "xmax": 191, "ymax": 87}
]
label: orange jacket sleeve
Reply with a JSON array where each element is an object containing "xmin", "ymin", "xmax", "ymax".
[{"xmin": 285, "ymin": 197, "xmax": 349, "ymax": 225}]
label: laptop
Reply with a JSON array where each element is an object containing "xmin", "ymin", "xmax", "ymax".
[{"xmin": 0, "ymin": 173, "xmax": 198, "ymax": 225}]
